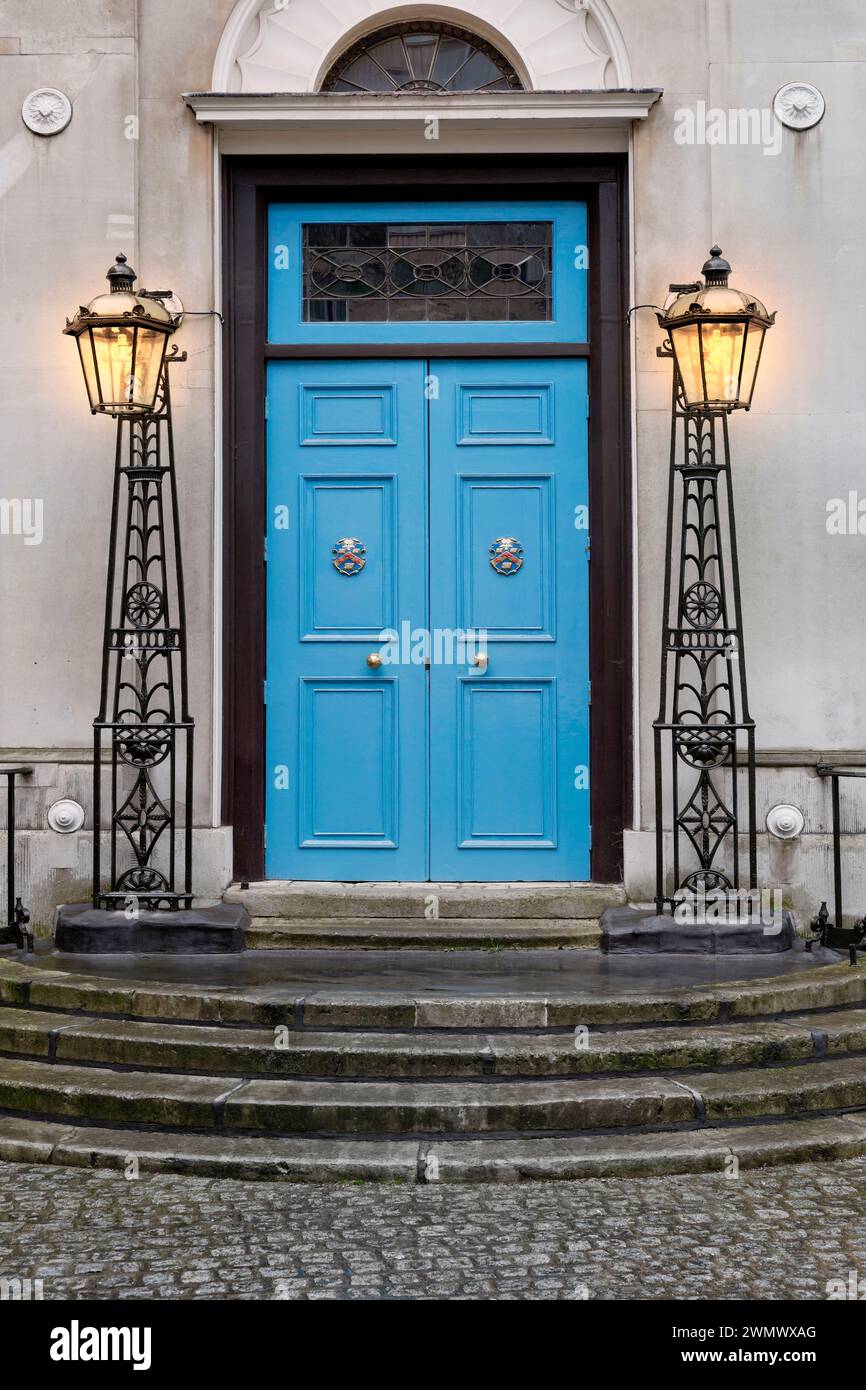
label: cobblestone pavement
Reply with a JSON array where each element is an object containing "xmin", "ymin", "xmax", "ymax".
[{"xmin": 1, "ymin": 1157, "xmax": 865, "ymax": 1300}]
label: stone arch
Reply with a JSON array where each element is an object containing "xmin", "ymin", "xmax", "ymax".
[{"xmin": 211, "ymin": 0, "xmax": 632, "ymax": 94}]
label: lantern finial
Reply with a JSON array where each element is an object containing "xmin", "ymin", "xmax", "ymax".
[
  {"xmin": 106, "ymin": 252, "xmax": 136, "ymax": 294},
  {"xmin": 702, "ymin": 246, "xmax": 731, "ymax": 287}
]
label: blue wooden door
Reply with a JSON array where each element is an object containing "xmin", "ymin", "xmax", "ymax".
[
  {"xmin": 265, "ymin": 360, "xmax": 428, "ymax": 879},
  {"xmin": 266, "ymin": 357, "xmax": 589, "ymax": 881},
  {"xmin": 429, "ymin": 360, "xmax": 590, "ymax": 880},
  {"xmin": 265, "ymin": 198, "xmax": 590, "ymax": 880}
]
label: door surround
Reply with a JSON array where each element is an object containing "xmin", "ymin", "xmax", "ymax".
[{"xmin": 221, "ymin": 153, "xmax": 632, "ymax": 882}]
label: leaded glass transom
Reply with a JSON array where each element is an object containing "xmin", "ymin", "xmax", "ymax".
[
  {"xmin": 303, "ymin": 221, "xmax": 553, "ymax": 324},
  {"xmin": 320, "ymin": 21, "xmax": 523, "ymax": 94}
]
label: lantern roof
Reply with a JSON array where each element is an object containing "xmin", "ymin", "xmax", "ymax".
[
  {"xmin": 658, "ymin": 247, "xmax": 775, "ymax": 329},
  {"xmin": 63, "ymin": 254, "xmax": 178, "ymax": 337}
]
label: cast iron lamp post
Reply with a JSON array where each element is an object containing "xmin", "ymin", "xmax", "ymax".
[
  {"xmin": 58, "ymin": 257, "xmax": 244, "ymax": 951},
  {"xmin": 653, "ymin": 248, "xmax": 775, "ymax": 917}
]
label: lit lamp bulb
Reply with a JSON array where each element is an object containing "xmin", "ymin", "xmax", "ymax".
[{"xmin": 702, "ymin": 322, "xmax": 743, "ymax": 404}]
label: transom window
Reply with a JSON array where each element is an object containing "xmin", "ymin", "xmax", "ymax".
[
  {"xmin": 303, "ymin": 221, "xmax": 552, "ymax": 324},
  {"xmin": 268, "ymin": 200, "xmax": 587, "ymax": 345},
  {"xmin": 320, "ymin": 21, "xmax": 523, "ymax": 94}
]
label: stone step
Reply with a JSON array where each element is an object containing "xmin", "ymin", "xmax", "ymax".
[
  {"xmin": 245, "ymin": 918, "xmax": 601, "ymax": 950},
  {"xmin": 3, "ymin": 957, "xmax": 865, "ymax": 1029},
  {"xmin": 2, "ymin": 1111, "xmax": 866, "ymax": 1182},
  {"xmin": 3, "ymin": 1005, "xmax": 866, "ymax": 1078},
  {"xmin": 2, "ymin": 1053, "xmax": 866, "ymax": 1136},
  {"xmin": 2, "ymin": 952, "xmax": 866, "ymax": 1181},
  {"xmin": 224, "ymin": 881, "xmax": 626, "ymax": 920}
]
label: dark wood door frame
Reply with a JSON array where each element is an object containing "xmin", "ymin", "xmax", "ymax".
[{"xmin": 221, "ymin": 153, "xmax": 632, "ymax": 883}]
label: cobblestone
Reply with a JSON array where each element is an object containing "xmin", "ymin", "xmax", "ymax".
[{"xmin": 2, "ymin": 1157, "xmax": 866, "ymax": 1299}]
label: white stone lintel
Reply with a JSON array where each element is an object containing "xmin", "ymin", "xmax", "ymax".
[{"xmin": 184, "ymin": 88, "xmax": 662, "ymax": 140}]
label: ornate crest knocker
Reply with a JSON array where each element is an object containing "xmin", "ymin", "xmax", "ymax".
[
  {"xmin": 332, "ymin": 537, "xmax": 367, "ymax": 576},
  {"xmin": 489, "ymin": 537, "xmax": 524, "ymax": 576}
]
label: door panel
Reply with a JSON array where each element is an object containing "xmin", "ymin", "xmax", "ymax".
[
  {"xmin": 299, "ymin": 477, "xmax": 396, "ymax": 637},
  {"xmin": 458, "ymin": 476, "xmax": 555, "ymax": 637},
  {"xmin": 266, "ymin": 360, "xmax": 427, "ymax": 879},
  {"xmin": 457, "ymin": 680, "xmax": 556, "ymax": 846},
  {"xmin": 299, "ymin": 681, "xmax": 397, "ymax": 846},
  {"xmin": 429, "ymin": 359, "xmax": 590, "ymax": 880}
]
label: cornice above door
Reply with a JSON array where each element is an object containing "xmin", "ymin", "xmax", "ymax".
[{"xmin": 184, "ymin": 88, "xmax": 661, "ymax": 156}]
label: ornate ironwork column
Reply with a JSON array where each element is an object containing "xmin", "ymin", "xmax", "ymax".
[
  {"xmin": 93, "ymin": 349, "xmax": 194, "ymax": 911},
  {"xmin": 653, "ymin": 354, "xmax": 757, "ymax": 912},
  {"xmin": 58, "ymin": 256, "xmax": 246, "ymax": 952}
]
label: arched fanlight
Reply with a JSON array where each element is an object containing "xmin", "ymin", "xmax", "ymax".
[
  {"xmin": 657, "ymin": 248, "xmax": 775, "ymax": 412},
  {"xmin": 63, "ymin": 254, "xmax": 179, "ymax": 417},
  {"xmin": 321, "ymin": 20, "xmax": 523, "ymax": 94}
]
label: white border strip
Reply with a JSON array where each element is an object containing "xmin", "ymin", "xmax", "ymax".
[
  {"xmin": 211, "ymin": 131, "xmax": 223, "ymax": 830},
  {"xmin": 628, "ymin": 126, "xmax": 640, "ymax": 832}
]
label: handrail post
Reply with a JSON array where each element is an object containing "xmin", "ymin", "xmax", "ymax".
[
  {"xmin": 1, "ymin": 766, "xmax": 33, "ymax": 949},
  {"xmin": 812, "ymin": 763, "xmax": 866, "ymax": 965},
  {"xmin": 6, "ymin": 773, "xmax": 13, "ymax": 937},
  {"xmin": 831, "ymin": 773, "xmax": 843, "ymax": 935}
]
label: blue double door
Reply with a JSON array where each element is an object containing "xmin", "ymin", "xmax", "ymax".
[{"xmin": 266, "ymin": 358, "xmax": 589, "ymax": 881}]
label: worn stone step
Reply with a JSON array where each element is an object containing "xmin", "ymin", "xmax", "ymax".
[
  {"xmin": 225, "ymin": 1058, "xmax": 866, "ymax": 1134},
  {"xmin": 225, "ymin": 881, "xmax": 626, "ymax": 920},
  {"xmin": 0, "ymin": 1009, "xmax": 516, "ymax": 1078},
  {"xmin": 3, "ymin": 1006, "xmax": 866, "ymax": 1078},
  {"xmin": 0, "ymin": 1055, "xmax": 691, "ymax": 1132},
  {"xmin": 2, "ymin": 1054, "xmax": 866, "ymax": 1136},
  {"xmin": 2, "ymin": 956, "xmax": 865, "ymax": 1029},
  {"xmin": 0, "ymin": 1055, "xmax": 234, "ymax": 1128},
  {"xmin": 245, "ymin": 918, "xmax": 601, "ymax": 950},
  {"xmin": 2, "ymin": 1111, "xmax": 866, "ymax": 1182},
  {"xmin": 688, "ymin": 1059, "xmax": 866, "ymax": 1122},
  {"xmin": 422, "ymin": 1115, "xmax": 866, "ymax": 1182}
]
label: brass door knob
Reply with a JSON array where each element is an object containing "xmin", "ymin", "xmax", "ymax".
[
  {"xmin": 366, "ymin": 651, "xmax": 383, "ymax": 669},
  {"xmin": 472, "ymin": 652, "xmax": 489, "ymax": 671}
]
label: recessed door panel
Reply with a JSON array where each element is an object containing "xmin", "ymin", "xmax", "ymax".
[
  {"xmin": 300, "ymin": 385, "xmax": 398, "ymax": 445},
  {"xmin": 457, "ymin": 384, "xmax": 555, "ymax": 445},
  {"xmin": 300, "ymin": 681, "xmax": 397, "ymax": 845},
  {"xmin": 458, "ymin": 680, "xmax": 556, "ymax": 846},
  {"xmin": 459, "ymin": 477, "xmax": 554, "ymax": 637},
  {"xmin": 300, "ymin": 477, "xmax": 396, "ymax": 637}
]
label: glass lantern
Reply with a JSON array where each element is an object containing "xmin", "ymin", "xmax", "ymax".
[
  {"xmin": 658, "ymin": 248, "xmax": 775, "ymax": 411},
  {"xmin": 64, "ymin": 254, "xmax": 178, "ymax": 417}
]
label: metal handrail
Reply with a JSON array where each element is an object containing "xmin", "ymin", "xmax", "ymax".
[
  {"xmin": 0, "ymin": 766, "xmax": 32, "ymax": 949},
  {"xmin": 809, "ymin": 764, "xmax": 866, "ymax": 966}
]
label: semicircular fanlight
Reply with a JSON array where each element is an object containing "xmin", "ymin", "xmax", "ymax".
[{"xmin": 321, "ymin": 21, "xmax": 524, "ymax": 95}]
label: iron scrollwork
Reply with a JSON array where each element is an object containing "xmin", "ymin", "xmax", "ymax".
[
  {"xmin": 303, "ymin": 221, "xmax": 552, "ymax": 325},
  {"xmin": 653, "ymin": 362, "xmax": 757, "ymax": 912},
  {"xmin": 93, "ymin": 352, "xmax": 194, "ymax": 911}
]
